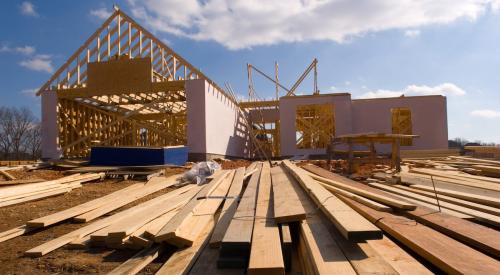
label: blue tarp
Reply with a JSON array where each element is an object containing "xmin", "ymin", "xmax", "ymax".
[{"xmin": 89, "ymin": 146, "xmax": 188, "ymax": 166}]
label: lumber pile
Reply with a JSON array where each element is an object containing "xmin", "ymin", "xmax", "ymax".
[
  {"xmin": 2, "ymin": 160, "xmax": 500, "ymax": 274},
  {"xmin": 0, "ymin": 173, "xmax": 104, "ymax": 208}
]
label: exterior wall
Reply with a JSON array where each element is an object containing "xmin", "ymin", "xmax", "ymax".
[
  {"xmin": 41, "ymin": 90, "xmax": 62, "ymax": 160},
  {"xmin": 351, "ymin": 95, "xmax": 448, "ymax": 152},
  {"xmin": 186, "ymin": 79, "xmax": 248, "ymax": 160},
  {"xmin": 279, "ymin": 94, "xmax": 353, "ymax": 157}
]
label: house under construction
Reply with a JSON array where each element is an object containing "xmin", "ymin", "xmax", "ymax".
[{"xmin": 39, "ymin": 8, "xmax": 448, "ymax": 161}]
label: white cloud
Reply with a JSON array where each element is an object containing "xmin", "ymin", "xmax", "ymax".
[
  {"xmin": 470, "ymin": 109, "xmax": 500, "ymax": 118},
  {"xmin": 21, "ymin": 88, "xmax": 38, "ymax": 97},
  {"xmin": 358, "ymin": 83, "xmax": 466, "ymax": 99},
  {"xmin": 20, "ymin": 1, "xmax": 38, "ymax": 17},
  {"xmin": 127, "ymin": 0, "xmax": 500, "ymax": 49},
  {"xmin": 90, "ymin": 7, "xmax": 112, "ymax": 20},
  {"xmin": 0, "ymin": 45, "xmax": 36, "ymax": 55},
  {"xmin": 19, "ymin": 55, "xmax": 54, "ymax": 73},
  {"xmin": 404, "ymin": 29, "xmax": 421, "ymax": 38}
]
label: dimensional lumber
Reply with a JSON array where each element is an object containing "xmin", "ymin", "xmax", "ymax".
[
  {"xmin": 25, "ymin": 184, "xmax": 192, "ymax": 257},
  {"xmin": 394, "ymin": 184, "xmax": 500, "ymax": 216},
  {"xmin": 219, "ymin": 164, "xmax": 262, "ymax": 268},
  {"xmin": 282, "ymin": 160, "xmax": 382, "ymax": 241},
  {"xmin": 156, "ymin": 216, "xmax": 214, "ymax": 275},
  {"xmin": 105, "ymin": 186, "xmax": 198, "ymax": 240},
  {"xmin": 271, "ymin": 163, "xmax": 307, "ymax": 223},
  {"xmin": 473, "ymin": 165, "xmax": 500, "ymax": 177},
  {"xmin": 279, "ymin": 165, "xmax": 356, "ymax": 275},
  {"xmin": 368, "ymin": 182, "xmax": 500, "ymax": 227},
  {"xmin": 0, "ymin": 185, "xmax": 77, "ymax": 207},
  {"xmin": 367, "ymin": 236, "xmax": 432, "ymax": 275},
  {"xmin": 401, "ymin": 172, "xmax": 500, "ymax": 198},
  {"xmin": 26, "ymin": 181, "xmax": 146, "ymax": 227},
  {"xmin": 143, "ymin": 209, "xmax": 181, "ymax": 239},
  {"xmin": 189, "ymin": 239, "xmax": 244, "ymax": 275},
  {"xmin": 341, "ymin": 197, "xmax": 500, "ymax": 274},
  {"xmin": 74, "ymin": 175, "xmax": 179, "ymax": 222},
  {"xmin": 279, "ymin": 224, "xmax": 292, "ymax": 272},
  {"xmin": 0, "ymin": 169, "xmax": 16, "ymax": 180},
  {"xmin": 302, "ymin": 164, "xmax": 415, "ymax": 210},
  {"xmin": 409, "ymin": 168, "xmax": 500, "ymax": 191},
  {"xmin": 409, "ymin": 184, "xmax": 500, "ymax": 208},
  {"xmin": 248, "ymin": 162, "xmax": 284, "ymax": 275},
  {"xmin": 108, "ymin": 245, "xmax": 164, "ymax": 275},
  {"xmin": 314, "ymin": 179, "xmax": 392, "ymax": 212},
  {"xmin": 0, "ymin": 225, "xmax": 32, "ymax": 243},
  {"xmin": 209, "ymin": 167, "xmax": 246, "ymax": 248},
  {"xmin": 0, "ymin": 178, "xmax": 45, "ymax": 186},
  {"xmin": 166, "ymin": 170, "xmax": 234, "ymax": 247},
  {"xmin": 154, "ymin": 170, "xmax": 229, "ymax": 243},
  {"xmin": 450, "ymin": 156, "xmax": 500, "ymax": 166}
]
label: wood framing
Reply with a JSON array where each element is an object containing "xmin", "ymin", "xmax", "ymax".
[{"xmin": 296, "ymin": 103, "xmax": 335, "ymax": 149}]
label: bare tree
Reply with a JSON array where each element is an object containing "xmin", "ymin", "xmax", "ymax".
[
  {"xmin": 25, "ymin": 123, "xmax": 41, "ymax": 160},
  {"xmin": 11, "ymin": 107, "xmax": 35, "ymax": 159},
  {"xmin": 0, "ymin": 107, "xmax": 14, "ymax": 159}
]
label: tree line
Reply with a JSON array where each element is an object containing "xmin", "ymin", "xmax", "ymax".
[{"xmin": 0, "ymin": 106, "xmax": 41, "ymax": 160}]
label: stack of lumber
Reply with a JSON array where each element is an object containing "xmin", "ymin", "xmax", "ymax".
[
  {"xmin": 0, "ymin": 173, "xmax": 104, "ymax": 208},
  {"xmin": 2, "ymin": 161, "xmax": 500, "ymax": 274}
]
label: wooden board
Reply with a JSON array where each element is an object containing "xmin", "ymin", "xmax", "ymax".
[
  {"xmin": 473, "ymin": 165, "xmax": 500, "ymax": 177},
  {"xmin": 154, "ymin": 170, "xmax": 229, "ymax": 243},
  {"xmin": 108, "ymin": 244, "xmax": 163, "ymax": 275},
  {"xmin": 302, "ymin": 164, "xmax": 415, "ymax": 210},
  {"xmin": 279, "ymin": 224, "xmax": 292, "ymax": 272},
  {"xmin": 271, "ymin": 164, "xmax": 307, "ymax": 223},
  {"xmin": 219, "ymin": 163, "xmax": 262, "ymax": 267},
  {"xmin": 209, "ymin": 167, "xmax": 246, "ymax": 248},
  {"xmin": 409, "ymin": 168, "xmax": 500, "ymax": 191},
  {"xmin": 247, "ymin": 162, "xmax": 284, "ymax": 274},
  {"xmin": 282, "ymin": 160, "xmax": 382, "ymax": 241},
  {"xmin": 341, "ymin": 197, "xmax": 500, "ymax": 274},
  {"xmin": 409, "ymin": 183, "xmax": 500, "ymax": 208},
  {"xmin": 368, "ymin": 182, "xmax": 500, "ymax": 227}
]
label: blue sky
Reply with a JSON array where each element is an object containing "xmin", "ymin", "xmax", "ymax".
[{"xmin": 1, "ymin": 0, "xmax": 500, "ymax": 143}]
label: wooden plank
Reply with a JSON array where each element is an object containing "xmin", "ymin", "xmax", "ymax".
[
  {"xmin": 108, "ymin": 244, "xmax": 163, "ymax": 275},
  {"xmin": 0, "ymin": 225, "xmax": 32, "ymax": 243},
  {"xmin": 219, "ymin": 163, "xmax": 261, "ymax": 267},
  {"xmin": 276, "ymin": 165, "xmax": 356, "ymax": 274},
  {"xmin": 26, "ymin": 181, "xmax": 148, "ymax": 227},
  {"xmin": 409, "ymin": 168, "xmax": 500, "ymax": 191},
  {"xmin": 409, "ymin": 183, "xmax": 500, "ymax": 207},
  {"xmin": 0, "ymin": 186, "xmax": 76, "ymax": 207},
  {"xmin": 367, "ymin": 236, "xmax": 432, "ymax": 275},
  {"xmin": 282, "ymin": 160, "xmax": 382, "ymax": 241},
  {"xmin": 368, "ymin": 182, "xmax": 500, "ymax": 227},
  {"xmin": 271, "ymin": 164, "xmax": 307, "ymax": 223},
  {"xmin": 73, "ymin": 176, "xmax": 178, "ymax": 223},
  {"xmin": 302, "ymin": 164, "xmax": 415, "ymax": 210},
  {"xmin": 154, "ymin": 171, "xmax": 229, "ymax": 243},
  {"xmin": 248, "ymin": 162, "xmax": 284, "ymax": 275},
  {"xmin": 0, "ymin": 170, "xmax": 16, "ymax": 180},
  {"xmin": 209, "ymin": 167, "xmax": 246, "ymax": 248},
  {"xmin": 186, "ymin": 235, "xmax": 243, "ymax": 275},
  {"xmin": 314, "ymin": 179, "xmax": 392, "ymax": 212},
  {"xmin": 0, "ymin": 179, "xmax": 45, "ymax": 186},
  {"xmin": 279, "ymin": 224, "xmax": 292, "ymax": 272},
  {"xmin": 156, "ymin": 216, "xmax": 214, "ymax": 275},
  {"xmin": 473, "ymin": 165, "xmax": 500, "ymax": 177},
  {"xmin": 394, "ymin": 184, "xmax": 500, "ymax": 216},
  {"xmin": 341, "ymin": 197, "xmax": 500, "ymax": 274}
]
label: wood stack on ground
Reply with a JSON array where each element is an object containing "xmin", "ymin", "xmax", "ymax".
[{"xmin": 0, "ymin": 159, "xmax": 499, "ymax": 274}]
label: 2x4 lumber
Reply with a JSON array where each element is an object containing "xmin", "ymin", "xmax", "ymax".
[
  {"xmin": 248, "ymin": 162, "xmax": 284, "ymax": 275},
  {"xmin": 105, "ymin": 186, "xmax": 198, "ymax": 240},
  {"xmin": 314, "ymin": 179, "xmax": 392, "ymax": 212},
  {"xmin": 271, "ymin": 163, "xmax": 307, "ymax": 223},
  {"xmin": 0, "ymin": 178, "xmax": 45, "ymax": 186},
  {"xmin": 219, "ymin": 163, "xmax": 261, "ymax": 264},
  {"xmin": 394, "ymin": 184, "xmax": 500, "ymax": 216},
  {"xmin": 25, "ymin": 183, "xmax": 187, "ymax": 257},
  {"xmin": 156, "ymin": 217, "xmax": 214, "ymax": 275},
  {"xmin": 108, "ymin": 244, "xmax": 164, "ymax": 275},
  {"xmin": 188, "ymin": 241, "xmax": 243, "ymax": 275},
  {"xmin": 282, "ymin": 160, "xmax": 382, "ymax": 241},
  {"xmin": 0, "ymin": 173, "xmax": 88, "ymax": 199},
  {"xmin": 279, "ymin": 224, "xmax": 292, "ymax": 272},
  {"xmin": 0, "ymin": 185, "xmax": 77, "ymax": 208},
  {"xmin": 74, "ymin": 176, "xmax": 179, "ymax": 223},
  {"xmin": 0, "ymin": 225, "xmax": 32, "ymax": 243},
  {"xmin": 27, "ymin": 181, "xmax": 147, "ymax": 228},
  {"xmin": 143, "ymin": 209, "xmax": 181, "ymax": 239},
  {"xmin": 409, "ymin": 184, "xmax": 500, "ymax": 208},
  {"xmin": 302, "ymin": 164, "xmax": 415, "ymax": 210},
  {"xmin": 166, "ymin": 170, "xmax": 234, "ymax": 248},
  {"xmin": 367, "ymin": 236, "xmax": 432, "ymax": 275},
  {"xmin": 450, "ymin": 156, "xmax": 500, "ymax": 166},
  {"xmin": 154, "ymin": 170, "xmax": 229, "ymax": 244},
  {"xmin": 409, "ymin": 168, "xmax": 500, "ymax": 191},
  {"xmin": 0, "ymin": 170, "xmax": 16, "ymax": 180},
  {"xmin": 368, "ymin": 182, "xmax": 500, "ymax": 227},
  {"xmin": 473, "ymin": 165, "xmax": 500, "ymax": 177},
  {"xmin": 209, "ymin": 167, "xmax": 246, "ymax": 248},
  {"xmin": 341, "ymin": 197, "xmax": 500, "ymax": 274},
  {"xmin": 272, "ymin": 165, "xmax": 355, "ymax": 274}
]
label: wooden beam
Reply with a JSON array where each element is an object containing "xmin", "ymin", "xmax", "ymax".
[
  {"xmin": 247, "ymin": 162, "xmax": 284, "ymax": 274},
  {"xmin": 271, "ymin": 163, "xmax": 307, "ymax": 223},
  {"xmin": 108, "ymin": 244, "xmax": 163, "ymax": 275},
  {"xmin": 282, "ymin": 160, "xmax": 382, "ymax": 241}
]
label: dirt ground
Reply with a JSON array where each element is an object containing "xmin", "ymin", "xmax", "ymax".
[{"xmin": 0, "ymin": 167, "xmax": 188, "ymax": 274}]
